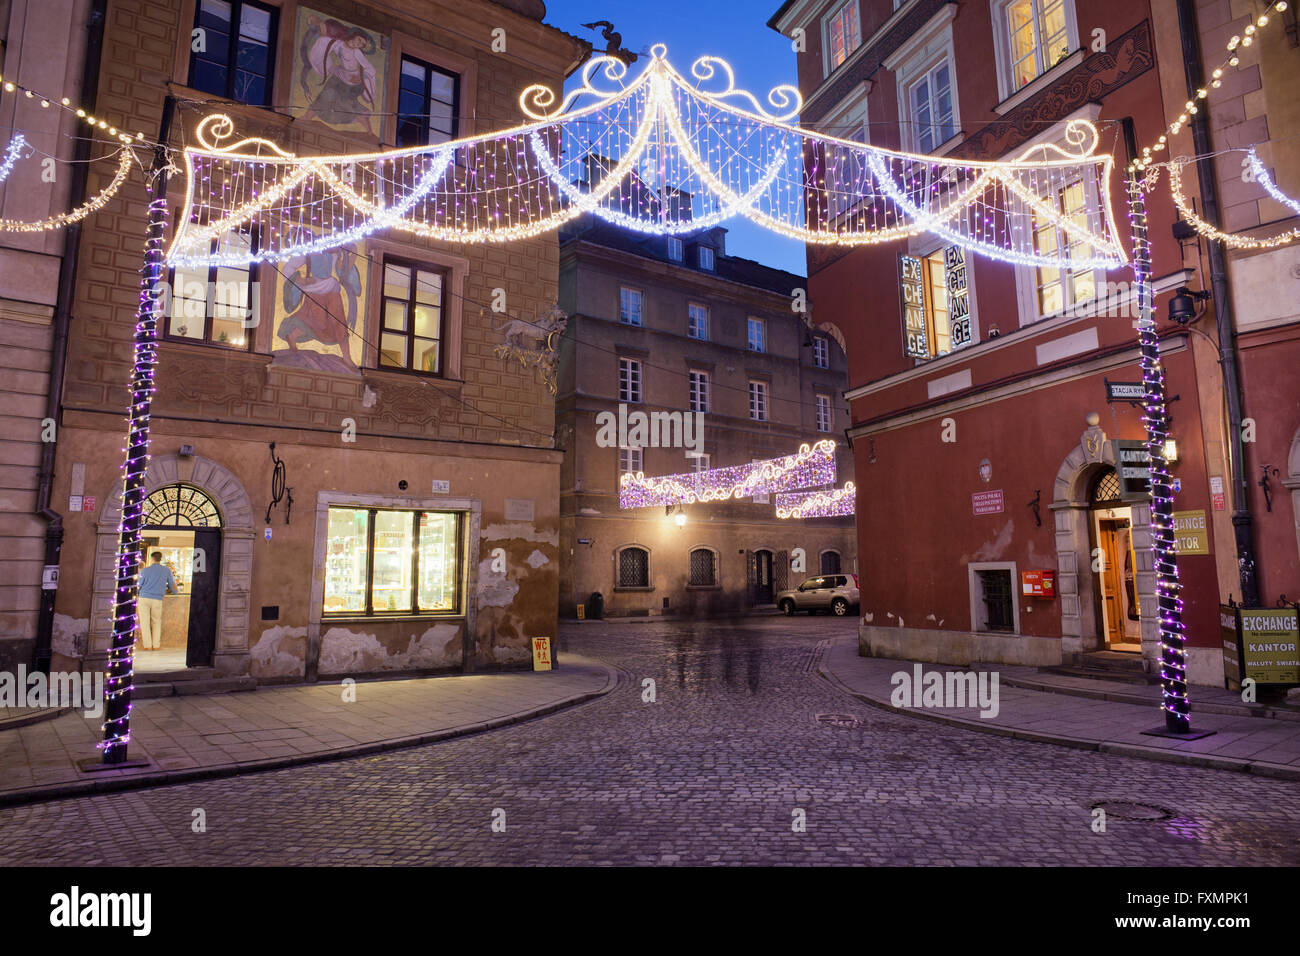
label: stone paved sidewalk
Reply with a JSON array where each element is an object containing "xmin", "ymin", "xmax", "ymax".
[
  {"xmin": 819, "ymin": 637, "xmax": 1300, "ymax": 780},
  {"xmin": 0, "ymin": 655, "xmax": 617, "ymax": 806}
]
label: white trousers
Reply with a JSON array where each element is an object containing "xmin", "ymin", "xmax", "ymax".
[{"xmin": 137, "ymin": 597, "xmax": 164, "ymax": 649}]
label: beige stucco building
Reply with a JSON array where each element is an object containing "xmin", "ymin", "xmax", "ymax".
[
  {"xmin": 42, "ymin": 0, "xmax": 586, "ymax": 683},
  {"xmin": 557, "ymin": 218, "xmax": 857, "ymax": 618}
]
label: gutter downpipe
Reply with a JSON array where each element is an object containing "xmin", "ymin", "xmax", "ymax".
[{"xmin": 1174, "ymin": 0, "xmax": 1261, "ymax": 606}]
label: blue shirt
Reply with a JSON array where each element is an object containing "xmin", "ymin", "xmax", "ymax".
[{"xmin": 139, "ymin": 563, "xmax": 178, "ymax": 600}]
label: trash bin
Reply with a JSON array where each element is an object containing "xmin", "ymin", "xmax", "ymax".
[{"xmin": 588, "ymin": 591, "xmax": 604, "ymax": 620}]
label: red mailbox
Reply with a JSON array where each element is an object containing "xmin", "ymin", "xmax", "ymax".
[{"xmin": 1021, "ymin": 570, "xmax": 1056, "ymax": 598}]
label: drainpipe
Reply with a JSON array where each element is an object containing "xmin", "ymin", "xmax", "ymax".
[
  {"xmin": 33, "ymin": 0, "xmax": 107, "ymax": 673},
  {"xmin": 1174, "ymin": 0, "xmax": 1261, "ymax": 607}
]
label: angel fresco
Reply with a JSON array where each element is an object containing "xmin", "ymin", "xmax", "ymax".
[
  {"xmin": 296, "ymin": 12, "xmax": 384, "ymax": 136},
  {"xmin": 274, "ymin": 247, "xmax": 364, "ymax": 373}
]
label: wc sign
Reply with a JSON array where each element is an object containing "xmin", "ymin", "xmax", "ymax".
[{"xmin": 531, "ymin": 637, "xmax": 552, "ymax": 671}]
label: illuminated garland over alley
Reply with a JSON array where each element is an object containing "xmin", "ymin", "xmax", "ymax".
[{"xmin": 165, "ymin": 46, "xmax": 1127, "ymax": 270}]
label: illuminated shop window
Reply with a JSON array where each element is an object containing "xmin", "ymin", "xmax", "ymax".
[{"xmin": 323, "ymin": 507, "xmax": 461, "ymax": 616}]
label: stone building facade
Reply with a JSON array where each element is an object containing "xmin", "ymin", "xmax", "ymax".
[
  {"xmin": 44, "ymin": 0, "xmax": 586, "ymax": 681},
  {"xmin": 0, "ymin": 0, "xmax": 99, "ymax": 672},
  {"xmin": 557, "ymin": 218, "xmax": 857, "ymax": 618}
]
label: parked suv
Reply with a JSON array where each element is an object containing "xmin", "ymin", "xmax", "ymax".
[{"xmin": 777, "ymin": 574, "xmax": 859, "ymax": 616}]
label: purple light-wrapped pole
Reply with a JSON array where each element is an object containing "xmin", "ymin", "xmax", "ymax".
[
  {"xmin": 1126, "ymin": 173, "xmax": 1190, "ymax": 734},
  {"xmin": 101, "ymin": 174, "xmax": 169, "ymax": 764}
]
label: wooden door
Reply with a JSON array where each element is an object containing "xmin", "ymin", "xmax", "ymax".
[{"xmin": 1097, "ymin": 520, "xmax": 1123, "ymax": 646}]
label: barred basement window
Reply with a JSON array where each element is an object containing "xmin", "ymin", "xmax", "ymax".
[
  {"xmin": 618, "ymin": 546, "xmax": 649, "ymax": 588},
  {"xmin": 689, "ymin": 548, "xmax": 717, "ymax": 587},
  {"xmin": 977, "ymin": 569, "xmax": 1015, "ymax": 632}
]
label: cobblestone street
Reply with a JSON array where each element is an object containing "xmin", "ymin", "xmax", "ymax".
[{"xmin": 2, "ymin": 617, "xmax": 1298, "ymax": 866}]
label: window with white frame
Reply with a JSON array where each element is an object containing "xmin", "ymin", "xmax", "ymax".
[
  {"xmin": 821, "ymin": 95, "xmax": 869, "ymax": 221},
  {"xmin": 824, "ymin": 0, "xmax": 862, "ymax": 74},
  {"xmin": 816, "ymin": 394, "xmax": 833, "ymax": 432},
  {"xmin": 749, "ymin": 380, "xmax": 768, "ymax": 421},
  {"xmin": 698, "ymin": 246, "xmax": 715, "ymax": 271},
  {"xmin": 908, "ymin": 59, "xmax": 955, "ymax": 153},
  {"xmin": 618, "ymin": 358, "xmax": 642, "ymax": 403},
  {"xmin": 747, "ymin": 316, "xmax": 766, "ymax": 352},
  {"xmin": 812, "ymin": 336, "xmax": 830, "ymax": 368},
  {"xmin": 1031, "ymin": 177, "xmax": 1097, "ymax": 317},
  {"xmin": 619, "ymin": 287, "xmax": 643, "ymax": 326},
  {"xmin": 619, "ymin": 446, "xmax": 643, "ymax": 475},
  {"xmin": 688, "ymin": 369, "xmax": 710, "ymax": 413},
  {"xmin": 666, "ymin": 237, "xmax": 683, "ymax": 261},
  {"xmin": 998, "ymin": 0, "xmax": 1076, "ymax": 94},
  {"xmin": 688, "ymin": 302, "xmax": 709, "ymax": 340},
  {"xmin": 885, "ymin": 6, "xmax": 961, "ymax": 154},
  {"xmin": 690, "ymin": 453, "xmax": 711, "ymax": 473}
]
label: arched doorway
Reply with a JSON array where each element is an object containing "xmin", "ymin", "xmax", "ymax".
[
  {"xmin": 1051, "ymin": 417, "xmax": 1158, "ymax": 669},
  {"xmin": 91, "ymin": 454, "xmax": 255, "ymax": 678},
  {"xmin": 1087, "ymin": 468, "xmax": 1142, "ymax": 651},
  {"xmin": 140, "ymin": 483, "xmax": 223, "ymax": 672}
]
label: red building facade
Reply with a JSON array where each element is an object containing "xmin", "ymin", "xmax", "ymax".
[{"xmin": 768, "ymin": 0, "xmax": 1296, "ymax": 685}]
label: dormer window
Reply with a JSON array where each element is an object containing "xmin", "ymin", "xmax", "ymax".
[
  {"xmin": 666, "ymin": 237, "xmax": 683, "ymax": 261},
  {"xmin": 698, "ymin": 246, "xmax": 714, "ymax": 271}
]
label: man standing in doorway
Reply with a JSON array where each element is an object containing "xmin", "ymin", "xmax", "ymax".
[{"xmin": 137, "ymin": 551, "xmax": 179, "ymax": 651}]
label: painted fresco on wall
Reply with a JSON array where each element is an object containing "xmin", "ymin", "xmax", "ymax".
[
  {"xmin": 272, "ymin": 243, "xmax": 366, "ymax": 373},
  {"xmin": 293, "ymin": 9, "xmax": 388, "ymax": 137}
]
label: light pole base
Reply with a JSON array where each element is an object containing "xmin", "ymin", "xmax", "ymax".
[{"xmin": 1140, "ymin": 727, "xmax": 1216, "ymax": 741}]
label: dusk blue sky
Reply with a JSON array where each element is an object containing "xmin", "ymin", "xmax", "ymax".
[{"xmin": 543, "ymin": 0, "xmax": 808, "ymax": 276}]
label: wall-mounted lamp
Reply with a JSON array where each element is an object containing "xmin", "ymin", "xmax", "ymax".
[
  {"xmin": 674, "ymin": 511, "xmax": 687, "ymax": 528},
  {"xmin": 1163, "ymin": 438, "xmax": 1179, "ymax": 463}
]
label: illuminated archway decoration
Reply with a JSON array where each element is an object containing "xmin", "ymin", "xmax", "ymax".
[
  {"xmin": 619, "ymin": 439, "xmax": 837, "ymax": 509},
  {"xmin": 775, "ymin": 481, "xmax": 855, "ymax": 519},
  {"xmin": 166, "ymin": 45, "xmax": 1126, "ymax": 270}
]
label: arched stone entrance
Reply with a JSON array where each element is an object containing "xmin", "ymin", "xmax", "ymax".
[
  {"xmin": 1050, "ymin": 415, "xmax": 1158, "ymax": 670},
  {"xmin": 91, "ymin": 454, "xmax": 255, "ymax": 677}
]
